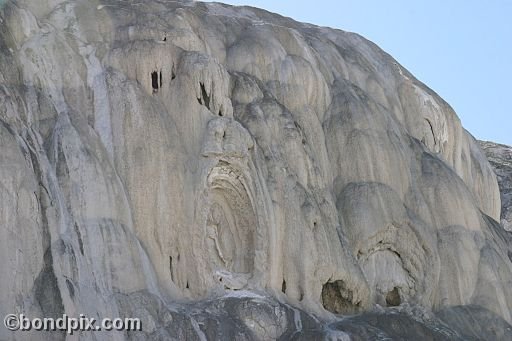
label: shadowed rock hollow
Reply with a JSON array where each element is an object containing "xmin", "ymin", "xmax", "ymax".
[{"xmin": 1, "ymin": 0, "xmax": 511, "ymax": 340}]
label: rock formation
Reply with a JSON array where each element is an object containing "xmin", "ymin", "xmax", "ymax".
[
  {"xmin": 480, "ymin": 141, "xmax": 512, "ymax": 232},
  {"xmin": 0, "ymin": 0, "xmax": 511, "ymax": 340}
]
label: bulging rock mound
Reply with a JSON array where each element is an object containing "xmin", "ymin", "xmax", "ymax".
[
  {"xmin": 480, "ymin": 141, "xmax": 512, "ymax": 232},
  {"xmin": 1, "ymin": 1, "xmax": 511, "ymax": 340}
]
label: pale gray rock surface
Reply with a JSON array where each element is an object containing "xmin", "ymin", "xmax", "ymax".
[
  {"xmin": 0, "ymin": 0, "xmax": 511, "ymax": 340},
  {"xmin": 480, "ymin": 140, "xmax": 512, "ymax": 232}
]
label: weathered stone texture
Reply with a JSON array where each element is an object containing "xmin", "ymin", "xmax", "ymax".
[{"xmin": 1, "ymin": 1, "xmax": 511, "ymax": 339}]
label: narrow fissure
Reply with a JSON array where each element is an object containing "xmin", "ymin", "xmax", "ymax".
[
  {"xmin": 171, "ymin": 64, "xmax": 176, "ymax": 80},
  {"xmin": 169, "ymin": 256, "xmax": 173, "ymax": 281},
  {"xmin": 425, "ymin": 119, "xmax": 437, "ymax": 146},
  {"xmin": 151, "ymin": 71, "xmax": 159, "ymax": 93},
  {"xmin": 74, "ymin": 222, "xmax": 84, "ymax": 256},
  {"xmin": 197, "ymin": 82, "xmax": 211, "ymax": 110},
  {"xmin": 26, "ymin": 134, "xmax": 65, "ymax": 323},
  {"xmin": 66, "ymin": 279, "xmax": 75, "ymax": 299}
]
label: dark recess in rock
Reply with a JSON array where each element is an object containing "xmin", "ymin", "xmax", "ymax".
[
  {"xmin": 34, "ymin": 248, "xmax": 65, "ymax": 320},
  {"xmin": 151, "ymin": 71, "xmax": 161, "ymax": 93},
  {"xmin": 322, "ymin": 280, "xmax": 359, "ymax": 314},
  {"xmin": 169, "ymin": 256, "xmax": 174, "ymax": 282},
  {"xmin": 66, "ymin": 279, "xmax": 75, "ymax": 299},
  {"xmin": 197, "ymin": 82, "xmax": 211, "ymax": 110},
  {"xmin": 171, "ymin": 64, "xmax": 176, "ymax": 80},
  {"xmin": 386, "ymin": 287, "xmax": 401, "ymax": 307},
  {"xmin": 74, "ymin": 222, "xmax": 84, "ymax": 256},
  {"xmin": 151, "ymin": 72, "xmax": 158, "ymax": 92}
]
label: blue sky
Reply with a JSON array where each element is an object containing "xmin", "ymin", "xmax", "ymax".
[{"xmin": 205, "ymin": 0, "xmax": 511, "ymax": 145}]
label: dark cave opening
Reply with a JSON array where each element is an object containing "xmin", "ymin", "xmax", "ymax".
[
  {"xmin": 386, "ymin": 287, "xmax": 401, "ymax": 307},
  {"xmin": 322, "ymin": 280, "xmax": 359, "ymax": 314}
]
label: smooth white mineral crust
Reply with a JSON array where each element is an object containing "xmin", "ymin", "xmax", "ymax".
[{"xmin": 0, "ymin": 0, "xmax": 511, "ymax": 340}]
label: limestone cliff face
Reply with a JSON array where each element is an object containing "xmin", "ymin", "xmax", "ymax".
[{"xmin": 0, "ymin": 0, "xmax": 511, "ymax": 340}]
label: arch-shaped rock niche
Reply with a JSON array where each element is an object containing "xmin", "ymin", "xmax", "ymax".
[{"xmin": 206, "ymin": 161, "xmax": 258, "ymax": 280}]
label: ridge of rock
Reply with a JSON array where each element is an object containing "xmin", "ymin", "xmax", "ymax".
[{"xmin": 480, "ymin": 140, "xmax": 512, "ymax": 232}]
